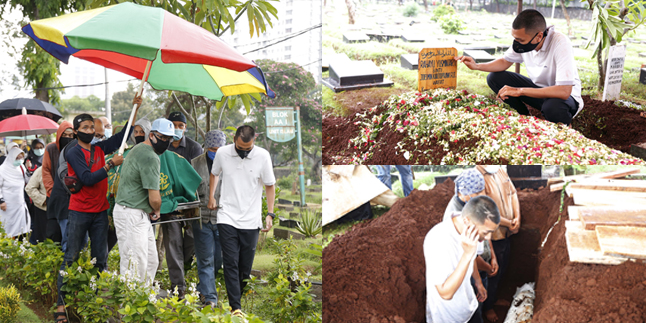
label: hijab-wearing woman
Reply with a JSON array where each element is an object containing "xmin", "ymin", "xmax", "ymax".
[
  {"xmin": 0, "ymin": 142, "xmax": 20, "ymax": 166},
  {"xmin": 25, "ymin": 138, "xmax": 46, "ymax": 173},
  {"xmin": 0, "ymin": 147, "xmax": 31, "ymax": 238},
  {"xmin": 130, "ymin": 118, "xmax": 152, "ymax": 145}
]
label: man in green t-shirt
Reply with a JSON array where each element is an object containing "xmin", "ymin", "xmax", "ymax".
[{"xmin": 113, "ymin": 118, "xmax": 175, "ymax": 285}]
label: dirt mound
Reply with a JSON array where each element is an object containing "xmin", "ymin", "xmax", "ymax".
[
  {"xmin": 322, "ymin": 179, "xmax": 456, "ymax": 323},
  {"xmin": 571, "ymin": 96, "xmax": 646, "ymax": 153},
  {"xmin": 323, "ymin": 178, "xmax": 646, "ymax": 323}
]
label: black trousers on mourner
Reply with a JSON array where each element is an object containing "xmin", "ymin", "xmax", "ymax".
[
  {"xmin": 218, "ymin": 223, "xmax": 259, "ymax": 311},
  {"xmin": 487, "ymin": 71, "xmax": 579, "ymax": 125}
]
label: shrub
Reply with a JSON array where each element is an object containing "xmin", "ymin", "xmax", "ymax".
[
  {"xmin": 296, "ymin": 209, "xmax": 322, "ymax": 238},
  {"xmin": 440, "ymin": 14, "xmax": 464, "ymax": 34},
  {"xmin": 403, "ymin": 2, "xmax": 420, "ymax": 17},
  {"xmin": 431, "ymin": 4, "xmax": 455, "ymax": 22},
  {"xmin": 0, "ymin": 284, "xmax": 20, "ymax": 323}
]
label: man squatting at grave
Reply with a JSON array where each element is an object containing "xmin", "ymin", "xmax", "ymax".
[
  {"xmin": 424, "ymin": 195, "xmax": 501, "ymax": 323},
  {"xmin": 455, "ymin": 9, "xmax": 584, "ymax": 126}
]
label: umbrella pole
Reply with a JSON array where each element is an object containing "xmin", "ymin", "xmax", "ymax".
[{"xmin": 118, "ymin": 61, "xmax": 152, "ymax": 155}]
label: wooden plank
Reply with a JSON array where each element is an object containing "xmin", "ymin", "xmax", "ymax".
[
  {"xmin": 589, "ymin": 168, "xmax": 641, "ymax": 179},
  {"xmin": 596, "ymin": 225, "xmax": 646, "ymax": 259},
  {"xmin": 565, "ymin": 221, "xmax": 627, "ymax": 265},
  {"xmin": 548, "ymin": 168, "xmax": 641, "ymax": 191},
  {"xmin": 568, "ymin": 206, "xmax": 582, "ymax": 221},
  {"xmin": 550, "ymin": 182, "xmax": 567, "ymax": 192},
  {"xmin": 571, "ymin": 189, "xmax": 646, "ymax": 206},
  {"xmin": 579, "ymin": 206, "xmax": 646, "ymax": 230},
  {"xmin": 569, "ymin": 179, "xmax": 646, "ymax": 192}
]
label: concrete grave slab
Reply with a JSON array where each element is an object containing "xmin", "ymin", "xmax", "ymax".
[
  {"xmin": 463, "ymin": 49, "xmax": 495, "ymax": 63},
  {"xmin": 402, "ymin": 33, "xmax": 426, "ymax": 42},
  {"xmin": 458, "ymin": 31, "xmax": 470, "ymax": 35},
  {"xmin": 464, "ymin": 44, "xmax": 497, "ymax": 55},
  {"xmin": 323, "ymin": 60, "xmax": 394, "ymax": 92},
  {"xmin": 639, "ymin": 53, "xmax": 646, "ymax": 58},
  {"xmin": 322, "ymin": 53, "xmax": 352, "ymax": 72},
  {"xmin": 455, "ymin": 39, "xmax": 472, "ymax": 45},
  {"xmin": 400, "ymin": 54, "xmax": 419, "ymax": 70},
  {"xmin": 343, "ymin": 31, "xmax": 370, "ymax": 43}
]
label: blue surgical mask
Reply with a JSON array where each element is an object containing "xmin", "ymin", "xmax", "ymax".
[
  {"xmin": 34, "ymin": 149, "xmax": 45, "ymax": 157},
  {"xmin": 174, "ymin": 129, "xmax": 184, "ymax": 140},
  {"xmin": 207, "ymin": 150, "xmax": 216, "ymax": 160},
  {"xmin": 104, "ymin": 128, "xmax": 112, "ymax": 138},
  {"xmin": 12, "ymin": 159, "xmax": 23, "ymax": 167},
  {"xmin": 90, "ymin": 137, "xmax": 103, "ymax": 145}
]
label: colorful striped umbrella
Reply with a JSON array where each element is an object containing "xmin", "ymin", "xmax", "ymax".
[
  {"xmin": 22, "ymin": 2, "xmax": 275, "ymax": 101},
  {"xmin": 22, "ymin": 2, "xmax": 275, "ymax": 154}
]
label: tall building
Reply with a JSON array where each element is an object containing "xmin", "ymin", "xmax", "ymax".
[{"xmin": 219, "ymin": 0, "xmax": 322, "ymax": 83}]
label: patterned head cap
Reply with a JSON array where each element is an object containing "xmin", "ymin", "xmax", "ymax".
[
  {"xmin": 454, "ymin": 168, "xmax": 485, "ymax": 196},
  {"xmin": 205, "ymin": 130, "xmax": 226, "ymax": 148}
]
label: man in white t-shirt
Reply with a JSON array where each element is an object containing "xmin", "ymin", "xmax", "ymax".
[
  {"xmin": 424, "ymin": 195, "xmax": 500, "ymax": 323},
  {"xmin": 207, "ymin": 125, "xmax": 276, "ymax": 318},
  {"xmin": 456, "ymin": 9, "xmax": 582, "ymax": 125}
]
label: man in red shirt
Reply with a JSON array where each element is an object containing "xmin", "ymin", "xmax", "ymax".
[{"xmin": 54, "ymin": 98, "xmax": 141, "ymax": 323}]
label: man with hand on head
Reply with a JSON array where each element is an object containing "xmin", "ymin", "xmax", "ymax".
[
  {"xmin": 207, "ymin": 125, "xmax": 276, "ymax": 318},
  {"xmin": 424, "ymin": 195, "xmax": 500, "ymax": 323},
  {"xmin": 113, "ymin": 118, "xmax": 175, "ymax": 285},
  {"xmin": 455, "ymin": 9, "xmax": 582, "ymax": 125}
]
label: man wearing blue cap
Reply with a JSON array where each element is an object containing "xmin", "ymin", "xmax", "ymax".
[
  {"xmin": 163, "ymin": 111, "xmax": 204, "ymax": 298},
  {"xmin": 113, "ymin": 118, "xmax": 175, "ymax": 285},
  {"xmin": 191, "ymin": 130, "xmax": 227, "ymax": 308}
]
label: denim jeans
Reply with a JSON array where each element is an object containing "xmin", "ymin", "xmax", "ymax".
[
  {"xmin": 376, "ymin": 165, "xmax": 414, "ymax": 197},
  {"xmin": 193, "ymin": 221, "xmax": 223, "ymax": 303},
  {"xmin": 56, "ymin": 210, "xmax": 109, "ymax": 306},
  {"xmin": 59, "ymin": 218, "xmax": 88, "ymax": 255}
]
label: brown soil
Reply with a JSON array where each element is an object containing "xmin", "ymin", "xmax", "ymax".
[
  {"xmin": 335, "ymin": 87, "xmax": 409, "ymax": 117},
  {"xmin": 323, "ymin": 94, "xmax": 646, "ymax": 163},
  {"xmin": 322, "ymin": 180, "xmax": 646, "ymax": 323}
]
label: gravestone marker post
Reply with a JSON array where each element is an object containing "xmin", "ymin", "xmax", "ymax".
[
  {"xmin": 418, "ymin": 47, "xmax": 458, "ymax": 92},
  {"xmin": 602, "ymin": 44, "xmax": 626, "ymax": 101}
]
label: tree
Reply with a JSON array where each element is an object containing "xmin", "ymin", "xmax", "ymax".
[
  {"xmin": 59, "ymin": 94, "xmax": 104, "ymax": 113},
  {"xmin": 584, "ymin": 0, "xmax": 646, "ymax": 90},
  {"xmin": 249, "ymin": 60, "xmax": 322, "ymax": 177},
  {"xmin": 345, "ymin": 0, "xmax": 356, "ymax": 24}
]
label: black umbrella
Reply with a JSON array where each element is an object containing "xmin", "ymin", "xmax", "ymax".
[{"xmin": 0, "ymin": 98, "xmax": 63, "ymax": 122}]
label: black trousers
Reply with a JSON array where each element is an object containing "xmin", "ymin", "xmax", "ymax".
[
  {"xmin": 486, "ymin": 71, "xmax": 579, "ymax": 125},
  {"xmin": 45, "ymin": 197, "xmax": 62, "ymax": 245},
  {"xmin": 161, "ymin": 213, "xmax": 195, "ymax": 293},
  {"xmin": 218, "ymin": 223, "xmax": 259, "ymax": 311}
]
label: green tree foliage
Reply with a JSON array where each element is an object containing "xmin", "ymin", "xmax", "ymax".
[
  {"xmin": 249, "ymin": 60, "xmax": 321, "ymax": 177},
  {"xmin": 110, "ymin": 83, "xmax": 160, "ymax": 126},
  {"xmin": 59, "ymin": 94, "xmax": 104, "ymax": 113}
]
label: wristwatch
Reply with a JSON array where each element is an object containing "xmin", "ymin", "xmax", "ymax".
[{"xmin": 267, "ymin": 212, "xmax": 276, "ymax": 219}]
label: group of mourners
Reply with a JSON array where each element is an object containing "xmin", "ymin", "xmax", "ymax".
[
  {"xmin": 425, "ymin": 165, "xmax": 521, "ymax": 323},
  {"xmin": 0, "ymin": 96, "xmax": 276, "ymax": 323}
]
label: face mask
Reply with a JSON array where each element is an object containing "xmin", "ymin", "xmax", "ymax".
[
  {"xmin": 104, "ymin": 128, "xmax": 112, "ymax": 138},
  {"xmin": 12, "ymin": 159, "xmax": 23, "ymax": 167},
  {"xmin": 235, "ymin": 145, "xmax": 252, "ymax": 159},
  {"xmin": 134, "ymin": 136, "xmax": 145, "ymax": 144},
  {"xmin": 150, "ymin": 134, "xmax": 171, "ymax": 155},
  {"xmin": 512, "ymin": 29, "xmax": 546, "ymax": 53},
  {"xmin": 34, "ymin": 149, "xmax": 45, "ymax": 157},
  {"xmin": 207, "ymin": 150, "xmax": 216, "ymax": 160},
  {"xmin": 90, "ymin": 136, "xmax": 105, "ymax": 145},
  {"xmin": 174, "ymin": 129, "xmax": 184, "ymax": 140},
  {"xmin": 59, "ymin": 137, "xmax": 74, "ymax": 151},
  {"xmin": 76, "ymin": 131, "xmax": 95, "ymax": 144}
]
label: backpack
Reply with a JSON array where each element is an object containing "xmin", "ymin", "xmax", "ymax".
[{"xmin": 57, "ymin": 140, "xmax": 95, "ymax": 195}]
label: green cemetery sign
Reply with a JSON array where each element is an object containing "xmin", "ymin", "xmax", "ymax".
[{"xmin": 265, "ymin": 107, "xmax": 295, "ymax": 142}]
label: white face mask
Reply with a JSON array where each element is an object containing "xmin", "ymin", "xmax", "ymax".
[
  {"xmin": 34, "ymin": 148, "xmax": 45, "ymax": 157},
  {"xmin": 12, "ymin": 159, "xmax": 23, "ymax": 167}
]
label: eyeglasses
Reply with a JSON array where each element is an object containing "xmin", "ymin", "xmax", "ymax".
[{"xmin": 154, "ymin": 133, "xmax": 172, "ymax": 142}]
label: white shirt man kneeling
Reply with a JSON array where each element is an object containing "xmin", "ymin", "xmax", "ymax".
[{"xmin": 424, "ymin": 195, "xmax": 501, "ymax": 323}]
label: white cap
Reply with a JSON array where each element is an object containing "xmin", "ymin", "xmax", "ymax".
[{"xmin": 151, "ymin": 118, "xmax": 175, "ymax": 137}]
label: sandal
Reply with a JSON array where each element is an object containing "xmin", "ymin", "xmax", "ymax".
[{"xmin": 53, "ymin": 311, "xmax": 68, "ymax": 323}]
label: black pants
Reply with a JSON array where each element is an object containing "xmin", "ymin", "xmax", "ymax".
[
  {"xmin": 161, "ymin": 215, "xmax": 195, "ymax": 293},
  {"xmin": 483, "ymin": 238, "xmax": 511, "ymax": 312},
  {"xmin": 218, "ymin": 223, "xmax": 259, "ymax": 311},
  {"xmin": 29, "ymin": 206, "xmax": 48, "ymax": 244},
  {"xmin": 45, "ymin": 197, "xmax": 62, "ymax": 245},
  {"xmin": 487, "ymin": 71, "xmax": 579, "ymax": 125}
]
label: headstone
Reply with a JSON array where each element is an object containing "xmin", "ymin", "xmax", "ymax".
[
  {"xmin": 463, "ymin": 49, "xmax": 495, "ymax": 63},
  {"xmin": 278, "ymin": 198, "xmax": 292, "ymax": 205},
  {"xmin": 343, "ymin": 31, "xmax": 370, "ymax": 43},
  {"xmin": 323, "ymin": 53, "xmax": 352, "ymax": 71},
  {"xmin": 496, "ymin": 44, "xmax": 510, "ymax": 52},
  {"xmin": 464, "ymin": 45, "xmax": 497, "ymax": 55},
  {"xmin": 602, "ymin": 44, "xmax": 626, "ymax": 101},
  {"xmin": 639, "ymin": 53, "xmax": 646, "ymax": 58},
  {"xmin": 323, "ymin": 60, "xmax": 394, "ymax": 92},
  {"xmin": 400, "ymin": 54, "xmax": 419, "ymax": 70},
  {"xmin": 293, "ymin": 201, "xmax": 300, "ymax": 207},
  {"xmin": 279, "ymin": 217, "xmax": 299, "ymax": 228},
  {"xmin": 458, "ymin": 31, "xmax": 470, "ymax": 35},
  {"xmin": 640, "ymin": 68, "xmax": 646, "ymax": 85},
  {"xmin": 418, "ymin": 47, "xmax": 458, "ymax": 92},
  {"xmin": 402, "ymin": 33, "xmax": 426, "ymax": 42},
  {"xmin": 455, "ymin": 39, "xmax": 472, "ymax": 45}
]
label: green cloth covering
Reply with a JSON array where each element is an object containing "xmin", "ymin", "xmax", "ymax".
[
  {"xmin": 115, "ymin": 144, "xmax": 160, "ymax": 214},
  {"xmin": 107, "ymin": 145, "xmax": 201, "ymax": 216}
]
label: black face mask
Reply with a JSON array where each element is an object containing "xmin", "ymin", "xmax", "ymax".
[
  {"xmin": 59, "ymin": 137, "xmax": 74, "ymax": 151},
  {"xmin": 235, "ymin": 145, "xmax": 253, "ymax": 159},
  {"xmin": 512, "ymin": 29, "xmax": 547, "ymax": 53},
  {"xmin": 76, "ymin": 131, "xmax": 95, "ymax": 144},
  {"xmin": 134, "ymin": 136, "xmax": 145, "ymax": 144},
  {"xmin": 150, "ymin": 134, "xmax": 171, "ymax": 155}
]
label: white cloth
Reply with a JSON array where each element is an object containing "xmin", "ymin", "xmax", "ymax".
[
  {"xmin": 424, "ymin": 220, "xmax": 478, "ymax": 323},
  {"xmin": 113, "ymin": 203, "xmax": 158, "ymax": 285},
  {"xmin": 503, "ymin": 26, "xmax": 584, "ymax": 116},
  {"xmin": 211, "ymin": 144, "xmax": 276, "ymax": 230},
  {"xmin": 0, "ymin": 147, "xmax": 30, "ymax": 237}
]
